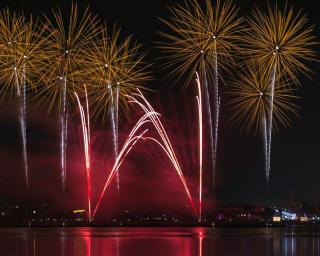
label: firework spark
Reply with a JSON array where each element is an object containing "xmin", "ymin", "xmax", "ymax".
[
  {"xmin": 92, "ymin": 114, "xmax": 151, "ymax": 217},
  {"xmin": 38, "ymin": 3, "xmax": 100, "ymax": 191},
  {"xmin": 93, "ymin": 90, "xmax": 198, "ymax": 218},
  {"xmin": 79, "ymin": 26, "xmax": 150, "ymax": 192},
  {"xmin": 227, "ymin": 63, "xmax": 299, "ymax": 185},
  {"xmin": 74, "ymin": 86, "xmax": 92, "ymax": 221},
  {"xmin": 127, "ymin": 90, "xmax": 197, "ymax": 216},
  {"xmin": 244, "ymin": 3, "xmax": 317, "ymax": 85},
  {"xmin": 195, "ymin": 72, "xmax": 203, "ymax": 221},
  {"xmin": 159, "ymin": 0, "xmax": 243, "ymax": 189},
  {"xmin": 241, "ymin": 3, "xmax": 316, "ymax": 185},
  {"xmin": 0, "ymin": 9, "xmax": 49, "ymax": 188}
]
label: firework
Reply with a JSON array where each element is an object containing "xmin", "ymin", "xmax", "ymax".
[
  {"xmin": 195, "ymin": 72, "xmax": 203, "ymax": 221},
  {"xmin": 74, "ymin": 86, "xmax": 92, "ymax": 221},
  {"xmin": 79, "ymin": 26, "xmax": 149, "ymax": 192},
  {"xmin": 93, "ymin": 90, "xmax": 198, "ymax": 218},
  {"xmin": 38, "ymin": 3, "xmax": 100, "ymax": 191},
  {"xmin": 92, "ymin": 114, "xmax": 150, "ymax": 217},
  {"xmin": 227, "ymin": 62, "xmax": 299, "ymax": 185},
  {"xmin": 127, "ymin": 90, "xmax": 197, "ymax": 216},
  {"xmin": 0, "ymin": 9, "xmax": 49, "ymax": 188},
  {"xmin": 159, "ymin": 0, "xmax": 243, "ymax": 192},
  {"xmin": 242, "ymin": 3, "xmax": 316, "ymax": 185},
  {"xmin": 244, "ymin": 3, "xmax": 317, "ymax": 85}
]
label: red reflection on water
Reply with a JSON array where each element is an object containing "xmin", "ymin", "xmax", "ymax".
[
  {"xmin": 198, "ymin": 230, "xmax": 204, "ymax": 256},
  {"xmin": 0, "ymin": 228, "xmax": 206, "ymax": 256},
  {"xmin": 88, "ymin": 233, "xmax": 196, "ymax": 255},
  {"xmin": 84, "ymin": 231, "xmax": 91, "ymax": 256},
  {"xmin": 4, "ymin": 227, "xmax": 320, "ymax": 256}
]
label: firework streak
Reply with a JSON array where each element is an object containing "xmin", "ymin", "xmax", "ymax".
[
  {"xmin": 14, "ymin": 65, "xmax": 28, "ymax": 188},
  {"xmin": 195, "ymin": 72, "xmax": 203, "ymax": 221},
  {"xmin": 92, "ymin": 90, "xmax": 198, "ymax": 218},
  {"xmin": 92, "ymin": 114, "xmax": 151, "ymax": 217},
  {"xmin": 108, "ymin": 85, "xmax": 120, "ymax": 192},
  {"xmin": 213, "ymin": 41, "xmax": 220, "ymax": 186},
  {"xmin": 75, "ymin": 86, "xmax": 92, "ymax": 221},
  {"xmin": 127, "ymin": 90, "xmax": 197, "ymax": 217},
  {"xmin": 266, "ymin": 63, "xmax": 277, "ymax": 188},
  {"xmin": 115, "ymin": 86, "xmax": 120, "ymax": 191},
  {"xmin": 201, "ymin": 61, "xmax": 215, "ymax": 192},
  {"xmin": 61, "ymin": 77, "xmax": 68, "ymax": 191}
]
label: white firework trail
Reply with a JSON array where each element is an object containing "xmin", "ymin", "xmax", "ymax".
[
  {"xmin": 262, "ymin": 113, "xmax": 269, "ymax": 185},
  {"xmin": 90, "ymin": 88, "xmax": 201, "ymax": 218},
  {"xmin": 92, "ymin": 90, "xmax": 198, "ymax": 218},
  {"xmin": 92, "ymin": 112, "xmax": 152, "ymax": 217},
  {"xmin": 202, "ymin": 67, "xmax": 215, "ymax": 186},
  {"xmin": 60, "ymin": 77, "xmax": 68, "ymax": 191},
  {"xmin": 212, "ymin": 40, "xmax": 219, "ymax": 186},
  {"xmin": 214, "ymin": 96, "xmax": 220, "ymax": 179},
  {"xmin": 195, "ymin": 72, "xmax": 203, "ymax": 222},
  {"xmin": 74, "ymin": 86, "xmax": 92, "ymax": 221},
  {"xmin": 108, "ymin": 84, "xmax": 120, "ymax": 191},
  {"xmin": 115, "ymin": 85, "xmax": 120, "ymax": 191},
  {"xmin": 266, "ymin": 63, "xmax": 277, "ymax": 188},
  {"xmin": 14, "ymin": 64, "xmax": 29, "ymax": 188},
  {"xmin": 128, "ymin": 90, "xmax": 198, "ymax": 216}
]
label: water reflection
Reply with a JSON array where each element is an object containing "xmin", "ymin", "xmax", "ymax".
[{"xmin": 0, "ymin": 227, "xmax": 319, "ymax": 256}]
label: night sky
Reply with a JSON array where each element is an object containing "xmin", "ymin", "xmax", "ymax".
[{"xmin": 0, "ymin": 0, "xmax": 319, "ymax": 216}]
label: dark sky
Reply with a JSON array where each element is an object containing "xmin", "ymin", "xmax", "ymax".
[{"xmin": 0, "ymin": 0, "xmax": 319, "ymax": 216}]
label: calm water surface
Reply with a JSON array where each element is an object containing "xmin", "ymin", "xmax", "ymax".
[{"xmin": 0, "ymin": 227, "xmax": 319, "ymax": 256}]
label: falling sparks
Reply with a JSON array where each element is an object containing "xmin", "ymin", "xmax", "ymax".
[
  {"xmin": 265, "ymin": 63, "xmax": 277, "ymax": 187},
  {"xmin": 78, "ymin": 26, "xmax": 150, "ymax": 193},
  {"xmin": 93, "ymin": 90, "xmax": 198, "ymax": 218},
  {"xmin": 0, "ymin": 9, "xmax": 49, "ymax": 188},
  {"xmin": 92, "ymin": 114, "xmax": 150, "ymax": 217},
  {"xmin": 159, "ymin": 0, "xmax": 244, "ymax": 191},
  {"xmin": 38, "ymin": 3, "xmax": 100, "ymax": 190},
  {"xmin": 127, "ymin": 90, "xmax": 198, "ymax": 217},
  {"xmin": 74, "ymin": 86, "xmax": 92, "ymax": 221},
  {"xmin": 15, "ymin": 63, "xmax": 28, "ymax": 187},
  {"xmin": 239, "ymin": 3, "xmax": 316, "ymax": 185},
  {"xmin": 227, "ymin": 62, "xmax": 299, "ymax": 186},
  {"xmin": 60, "ymin": 77, "xmax": 67, "ymax": 191},
  {"xmin": 201, "ymin": 62, "xmax": 215, "ymax": 192},
  {"xmin": 108, "ymin": 85, "xmax": 120, "ymax": 191},
  {"xmin": 195, "ymin": 72, "xmax": 203, "ymax": 222}
]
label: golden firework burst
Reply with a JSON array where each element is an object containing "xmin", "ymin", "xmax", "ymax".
[
  {"xmin": 244, "ymin": 3, "xmax": 317, "ymax": 85},
  {"xmin": 37, "ymin": 3, "xmax": 101, "ymax": 113},
  {"xmin": 0, "ymin": 9, "xmax": 48, "ymax": 99},
  {"xmin": 78, "ymin": 26, "xmax": 150, "ymax": 120},
  {"xmin": 158, "ymin": 0, "xmax": 243, "ymax": 85},
  {"xmin": 227, "ymin": 62, "xmax": 299, "ymax": 134}
]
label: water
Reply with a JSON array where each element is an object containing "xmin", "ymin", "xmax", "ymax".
[{"xmin": 0, "ymin": 227, "xmax": 319, "ymax": 256}]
